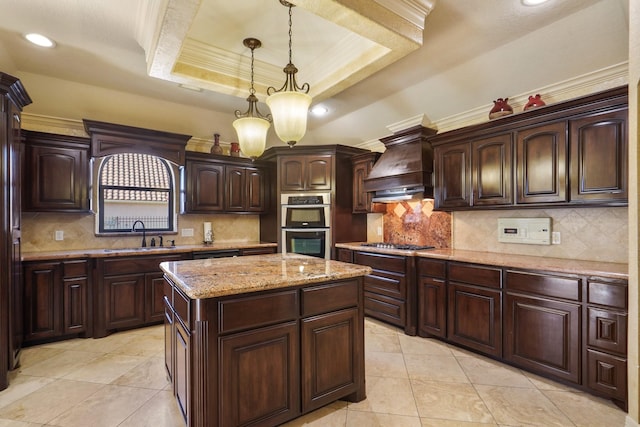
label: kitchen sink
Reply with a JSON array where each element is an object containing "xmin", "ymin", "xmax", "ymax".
[{"xmin": 102, "ymin": 247, "xmax": 177, "ymax": 253}]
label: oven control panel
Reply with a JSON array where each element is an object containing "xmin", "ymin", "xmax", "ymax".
[{"xmin": 498, "ymin": 217, "xmax": 551, "ymax": 245}]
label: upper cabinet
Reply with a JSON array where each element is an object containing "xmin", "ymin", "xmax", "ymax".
[
  {"xmin": 22, "ymin": 131, "xmax": 91, "ymax": 212},
  {"xmin": 351, "ymin": 152, "xmax": 380, "ymax": 213},
  {"xmin": 279, "ymin": 155, "xmax": 332, "ymax": 191},
  {"xmin": 431, "ymin": 86, "xmax": 628, "ymax": 210},
  {"xmin": 183, "ymin": 153, "xmax": 268, "ymax": 214}
]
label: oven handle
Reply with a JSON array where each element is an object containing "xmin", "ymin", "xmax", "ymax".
[{"xmin": 282, "ymin": 227, "xmax": 330, "ymax": 232}]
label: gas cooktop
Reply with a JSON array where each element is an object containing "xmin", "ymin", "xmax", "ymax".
[{"xmin": 360, "ymin": 242, "xmax": 435, "ymax": 250}]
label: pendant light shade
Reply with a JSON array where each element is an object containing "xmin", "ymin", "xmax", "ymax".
[
  {"xmin": 266, "ymin": 90, "xmax": 311, "ymax": 146},
  {"xmin": 232, "ymin": 116, "xmax": 270, "ymax": 159},
  {"xmin": 267, "ymin": 0, "xmax": 311, "ymax": 147},
  {"xmin": 233, "ymin": 37, "xmax": 271, "ymax": 160}
]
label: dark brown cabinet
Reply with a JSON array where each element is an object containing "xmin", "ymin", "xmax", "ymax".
[
  {"xmin": 1, "ymin": 73, "xmax": 31, "ymax": 391},
  {"xmin": 434, "ymin": 142, "xmax": 471, "ymax": 209},
  {"xmin": 279, "ymin": 155, "xmax": 332, "ymax": 191},
  {"xmin": 351, "ymin": 152, "xmax": 380, "ymax": 213},
  {"xmin": 417, "ymin": 258, "xmax": 447, "ymax": 338},
  {"xmin": 354, "ymin": 251, "xmax": 416, "ymax": 335},
  {"xmin": 431, "ymin": 86, "xmax": 628, "ymax": 210},
  {"xmin": 585, "ymin": 278, "xmax": 628, "ymax": 403},
  {"xmin": 164, "ymin": 272, "xmax": 365, "ymax": 427},
  {"xmin": 515, "ymin": 121, "xmax": 567, "ymax": 204},
  {"xmin": 447, "ymin": 262, "xmax": 502, "ymax": 357},
  {"xmin": 472, "ymin": 133, "xmax": 513, "ymax": 206},
  {"xmin": 504, "ymin": 270, "xmax": 582, "ymax": 384},
  {"xmin": 22, "ymin": 131, "xmax": 91, "ymax": 212},
  {"xmin": 183, "ymin": 153, "xmax": 268, "ymax": 214},
  {"xmin": 95, "ymin": 253, "xmax": 186, "ymax": 337},
  {"xmin": 23, "ymin": 259, "xmax": 88, "ymax": 343},
  {"xmin": 224, "ymin": 166, "xmax": 265, "ymax": 212},
  {"xmin": 184, "ymin": 160, "xmax": 224, "ymax": 212},
  {"xmin": 569, "ymin": 109, "xmax": 628, "ymax": 203}
]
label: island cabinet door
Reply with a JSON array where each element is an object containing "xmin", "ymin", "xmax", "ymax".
[
  {"xmin": 301, "ymin": 307, "xmax": 362, "ymax": 413},
  {"xmin": 219, "ymin": 322, "xmax": 300, "ymax": 427}
]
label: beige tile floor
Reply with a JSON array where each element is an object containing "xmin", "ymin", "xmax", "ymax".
[{"xmin": 0, "ymin": 319, "xmax": 635, "ymax": 427}]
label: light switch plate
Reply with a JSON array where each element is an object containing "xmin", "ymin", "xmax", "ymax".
[{"xmin": 55, "ymin": 230, "xmax": 64, "ymax": 241}]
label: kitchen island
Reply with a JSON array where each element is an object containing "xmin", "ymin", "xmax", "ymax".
[{"xmin": 160, "ymin": 253, "xmax": 372, "ymax": 427}]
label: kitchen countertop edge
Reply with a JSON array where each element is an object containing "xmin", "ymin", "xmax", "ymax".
[
  {"xmin": 335, "ymin": 243, "xmax": 628, "ymax": 280},
  {"xmin": 22, "ymin": 242, "xmax": 278, "ymax": 261},
  {"xmin": 160, "ymin": 253, "xmax": 373, "ymax": 299}
]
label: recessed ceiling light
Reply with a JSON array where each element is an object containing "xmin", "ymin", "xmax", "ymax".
[
  {"xmin": 24, "ymin": 33, "xmax": 55, "ymax": 48},
  {"xmin": 310, "ymin": 105, "xmax": 329, "ymax": 116},
  {"xmin": 521, "ymin": 0, "xmax": 551, "ymax": 6}
]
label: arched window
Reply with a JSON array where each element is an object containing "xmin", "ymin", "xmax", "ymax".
[{"xmin": 98, "ymin": 153, "xmax": 174, "ymax": 232}]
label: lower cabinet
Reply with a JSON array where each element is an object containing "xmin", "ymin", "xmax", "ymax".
[
  {"xmin": 354, "ymin": 251, "xmax": 416, "ymax": 335},
  {"xmin": 95, "ymin": 253, "xmax": 187, "ymax": 337},
  {"xmin": 23, "ymin": 259, "xmax": 88, "ymax": 343},
  {"xmin": 417, "ymin": 258, "xmax": 447, "ymax": 338},
  {"xmin": 447, "ymin": 262, "xmax": 502, "ymax": 357},
  {"xmin": 164, "ymin": 277, "xmax": 365, "ymax": 427}
]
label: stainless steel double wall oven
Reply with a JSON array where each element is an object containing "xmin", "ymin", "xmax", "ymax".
[{"xmin": 280, "ymin": 193, "xmax": 331, "ymax": 259}]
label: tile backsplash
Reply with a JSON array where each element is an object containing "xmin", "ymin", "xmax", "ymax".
[
  {"xmin": 21, "ymin": 212, "xmax": 261, "ymax": 252},
  {"xmin": 453, "ymin": 207, "xmax": 628, "ymax": 263}
]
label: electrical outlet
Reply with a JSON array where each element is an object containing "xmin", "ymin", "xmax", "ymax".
[
  {"xmin": 181, "ymin": 228, "xmax": 194, "ymax": 237},
  {"xmin": 552, "ymin": 231, "xmax": 561, "ymax": 245},
  {"xmin": 55, "ymin": 230, "xmax": 64, "ymax": 241},
  {"xmin": 377, "ymin": 226, "xmax": 382, "ymax": 236}
]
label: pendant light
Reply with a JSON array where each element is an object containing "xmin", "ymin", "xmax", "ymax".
[
  {"xmin": 266, "ymin": 0, "xmax": 311, "ymax": 147},
  {"xmin": 233, "ymin": 37, "xmax": 272, "ymax": 160}
]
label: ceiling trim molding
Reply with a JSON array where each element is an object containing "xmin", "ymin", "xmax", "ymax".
[
  {"xmin": 385, "ymin": 61, "xmax": 630, "ymax": 135},
  {"xmin": 373, "ymin": 0, "xmax": 436, "ymax": 30}
]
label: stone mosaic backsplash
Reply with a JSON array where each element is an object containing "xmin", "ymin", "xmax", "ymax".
[{"xmin": 376, "ymin": 200, "xmax": 452, "ymax": 249}]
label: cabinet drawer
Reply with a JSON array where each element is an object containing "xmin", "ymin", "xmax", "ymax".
[
  {"xmin": 418, "ymin": 258, "xmax": 446, "ymax": 279},
  {"xmin": 364, "ymin": 291, "xmax": 405, "ymax": 328},
  {"xmin": 587, "ymin": 279, "xmax": 627, "ymax": 309},
  {"xmin": 174, "ymin": 287, "xmax": 191, "ymax": 329},
  {"xmin": 586, "ymin": 349, "xmax": 627, "ymax": 401},
  {"xmin": 301, "ymin": 280, "xmax": 358, "ymax": 317},
  {"xmin": 102, "ymin": 254, "xmax": 183, "ymax": 276},
  {"xmin": 449, "ymin": 262, "xmax": 501, "ymax": 289},
  {"xmin": 505, "ymin": 270, "xmax": 580, "ymax": 301},
  {"xmin": 219, "ymin": 290, "xmax": 298, "ymax": 334},
  {"xmin": 363, "ymin": 271, "xmax": 405, "ymax": 299},
  {"xmin": 355, "ymin": 252, "xmax": 406, "ymax": 273},
  {"xmin": 63, "ymin": 260, "xmax": 88, "ymax": 278},
  {"xmin": 588, "ymin": 307, "xmax": 627, "ymax": 355}
]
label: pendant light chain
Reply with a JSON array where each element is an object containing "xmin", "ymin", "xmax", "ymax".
[
  {"xmin": 288, "ymin": 3, "xmax": 293, "ymax": 65},
  {"xmin": 250, "ymin": 43, "xmax": 256, "ymax": 96}
]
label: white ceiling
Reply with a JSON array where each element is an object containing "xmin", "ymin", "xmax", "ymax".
[{"xmin": 0, "ymin": 0, "xmax": 630, "ymax": 149}]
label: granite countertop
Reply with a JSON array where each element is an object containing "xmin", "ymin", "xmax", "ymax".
[
  {"xmin": 335, "ymin": 242, "xmax": 628, "ymax": 280},
  {"xmin": 160, "ymin": 253, "xmax": 373, "ymax": 299},
  {"xmin": 22, "ymin": 242, "xmax": 277, "ymax": 261}
]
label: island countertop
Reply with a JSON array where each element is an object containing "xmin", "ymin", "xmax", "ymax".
[{"xmin": 160, "ymin": 252, "xmax": 373, "ymax": 299}]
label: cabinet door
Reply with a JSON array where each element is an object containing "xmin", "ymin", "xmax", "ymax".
[
  {"xmin": 472, "ymin": 133, "xmax": 513, "ymax": 206},
  {"xmin": 434, "ymin": 142, "xmax": 471, "ymax": 209},
  {"xmin": 23, "ymin": 141, "xmax": 89, "ymax": 212},
  {"xmin": 185, "ymin": 161, "xmax": 224, "ymax": 212},
  {"xmin": 336, "ymin": 248, "xmax": 354, "ymax": 263},
  {"xmin": 63, "ymin": 278, "xmax": 87, "ymax": 334},
  {"xmin": 447, "ymin": 283, "xmax": 502, "ymax": 357},
  {"xmin": 570, "ymin": 109, "xmax": 628, "ymax": 203},
  {"xmin": 220, "ymin": 322, "xmax": 300, "ymax": 427},
  {"xmin": 164, "ymin": 299, "xmax": 174, "ymax": 383},
  {"xmin": 516, "ymin": 122, "xmax": 567, "ymax": 204},
  {"xmin": 23, "ymin": 262, "xmax": 62, "ymax": 341},
  {"xmin": 280, "ymin": 156, "xmax": 306, "ymax": 191},
  {"xmin": 418, "ymin": 276, "xmax": 447, "ymax": 338},
  {"xmin": 302, "ymin": 308, "xmax": 361, "ymax": 413},
  {"xmin": 352, "ymin": 160, "xmax": 369, "ymax": 213},
  {"xmin": 245, "ymin": 167, "xmax": 265, "ymax": 212},
  {"xmin": 145, "ymin": 272, "xmax": 166, "ymax": 323},
  {"xmin": 175, "ymin": 318, "xmax": 190, "ymax": 425},
  {"xmin": 224, "ymin": 166, "xmax": 246, "ymax": 211},
  {"xmin": 305, "ymin": 155, "xmax": 332, "ymax": 190},
  {"xmin": 104, "ymin": 274, "xmax": 145, "ymax": 329},
  {"xmin": 504, "ymin": 293, "xmax": 580, "ymax": 384}
]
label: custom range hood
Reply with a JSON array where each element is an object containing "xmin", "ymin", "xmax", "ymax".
[{"xmin": 364, "ymin": 125, "xmax": 437, "ymax": 203}]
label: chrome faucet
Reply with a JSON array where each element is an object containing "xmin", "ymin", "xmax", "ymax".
[{"xmin": 131, "ymin": 220, "xmax": 147, "ymax": 247}]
